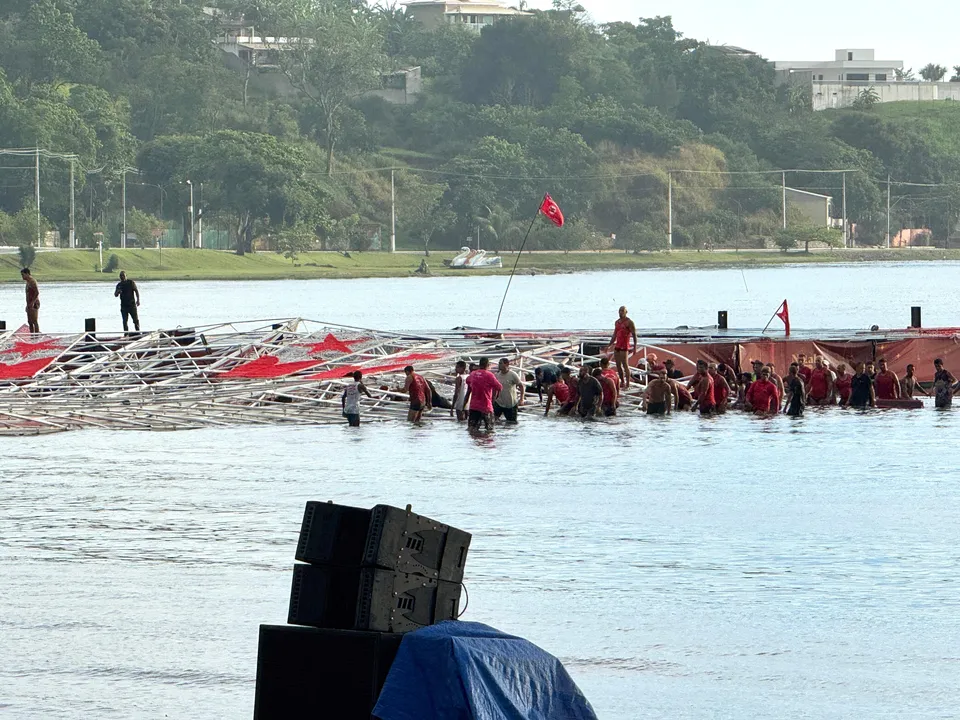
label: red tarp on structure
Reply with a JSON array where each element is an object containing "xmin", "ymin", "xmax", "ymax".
[{"xmin": 642, "ymin": 335, "xmax": 960, "ymax": 383}]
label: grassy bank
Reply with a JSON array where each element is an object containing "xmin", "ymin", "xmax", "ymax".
[{"xmin": 3, "ymin": 246, "xmax": 959, "ymax": 282}]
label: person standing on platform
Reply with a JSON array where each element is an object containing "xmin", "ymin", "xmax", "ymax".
[
  {"xmin": 783, "ymin": 363, "xmax": 805, "ymax": 417},
  {"xmin": 691, "ymin": 360, "xmax": 716, "ymax": 415},
  {"xmin": 834, "ymin": 363, "xmax": 852, "ymax": 406},
  {"xmin": 745, "ymin": 367, "xmax": 780, "ymax": 414},
  {"xmin": 874, "ymin": 358, "xmax": 900, "ymax": 401},
  {"xmin": 341, "ymin": 371, "xmax": 372, "ymax": 427},
  {"xmin": 608, "ymin": 306, "xmax": 637, "ymax": 389},
  {"xmin": 644, "ymin": 372, "xmax": 674, "ymax": 415},
  {"xmin": 114, "ymin": 271, "xmax": 141, "ymax": 332},
  {"xmin": 463, "ymin": 357, "xmax": 502, "ymax": 431},
  {"xmin": 901, "ymin": 364, "xmax": 928, "ymax": 399},
  {"xmin": 21, "ymin": 268, "xmax": 39, "ymax": 334},
  {"xmin": 848, "ymin": 362, "xmax": 876, "ymax": 409},
  {"xmin": 932, "ymin": 358, "xmax": 957, "ymax": 408},
  {"xmin": 708, "ymin": 363, "xmax": 731, "ymax": 413},
  {"xmin": 593, "ymin": 367, "xmax": 618, "ymax": 417},
  {"xmin": 807, "ymin": 356, "xmax": 834, "ymax": 406},
  {"xmin": 493, "ymin": 358, "xmax": 523, "ymax": 423},
  {"xmin": 402, "ymin": 365, "xmax": 431, "ymax": 423}
]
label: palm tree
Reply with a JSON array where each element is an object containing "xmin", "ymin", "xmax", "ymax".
[{"xmin": 473, "ymin": 206, "xmax": 524, "ymax": 251}]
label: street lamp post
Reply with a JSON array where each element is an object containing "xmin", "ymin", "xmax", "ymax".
[{"xmin": 197, "ymin": 182, "xmax": 203, "ymax": 249}]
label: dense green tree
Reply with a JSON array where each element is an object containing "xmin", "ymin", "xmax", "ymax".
[{"xmin": 919, "ymin": 63, "xmax": 948, "ymax": 82}]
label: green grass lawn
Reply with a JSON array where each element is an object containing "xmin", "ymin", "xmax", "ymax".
[{"xmin": 3, "ymin": 246, "xmax": 958, "ymax": 283}]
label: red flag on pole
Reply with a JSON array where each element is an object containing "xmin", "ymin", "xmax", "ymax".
[
  {"xmin": 776, "ymin": 299, "xmax": 791, "ymax": 336},
  {"xmin": 539, "ymin": 193, "xmax": 564, "ymax": 227}
]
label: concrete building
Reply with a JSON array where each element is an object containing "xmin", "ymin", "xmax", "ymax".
[
  {"xmin": 367, "ymin": 67, "xmax": 423, "ymax": 105},
  {"xmin": 404, "ymin": 0, "xmax": 531, "ymax": 31},
  {"xmin": 785, "ymin": 187, "xmax": 833, "ymax": 228},
  {"xmin": 775, "ymin": 49, "xmax": 902, "ymax": 85}
]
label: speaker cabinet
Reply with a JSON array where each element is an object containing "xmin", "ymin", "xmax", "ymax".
[
  {"xmin": 253, "ymin": 624, "xmax": 402, "ymax": 720},
  {"xmin": 288, "ymin": 564, "xmax": 461, "ymax": 633},
  {"xmin": 296, "ymin": 502, "xmax": 471, "ymax": 582}
]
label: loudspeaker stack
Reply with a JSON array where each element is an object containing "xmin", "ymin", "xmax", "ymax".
[{"xmin": 254, "ymin": 502, "xmax": 471, "ymax": 720}]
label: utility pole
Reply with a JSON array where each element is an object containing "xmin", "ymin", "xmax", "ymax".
[
  {"xmin": 35, "ymin": 148, "xmax": 41, "ymax": 247},
  {"xmin": 69, "ymin": 158, "xmax": 75, "ymax": 249},
  {"xmin": 122, "ymin": 168, "xmax": 127, "ymax": 249},
  {"xmin": 842, "ymin": 171, "xmax": 848, "ymax": 247},
  {"xmin": 197, "ymin": 182, "xmax": 203, "ymax": 249},
  {"xmin": 781, "ymin": 171, "xmax": 787, "ymax": 230},
  {"xmin": 186, "ymin": 180, "xmax": 195, "ymax": 249},
  {"xmin": 390, "ymin": 169, "xmax": 396, "ymax": 253},
  {"xmin": 667, "ymin": 171, "xmax": 673, "ymax": 248},
  {"xmin": 886, "ymin": 174, "xmax": 891, "ymax": 248}
]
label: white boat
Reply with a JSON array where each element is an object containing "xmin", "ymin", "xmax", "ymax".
[{"xmin": 448, "ymin": 246, "xmax": 503, "ymax": 269}]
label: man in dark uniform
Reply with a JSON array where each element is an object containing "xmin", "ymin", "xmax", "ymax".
[{"xmin": 114, "ymin": 271, "xmax": 141, "ymax": 332}]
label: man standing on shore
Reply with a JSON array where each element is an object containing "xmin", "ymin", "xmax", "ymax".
[
  {"xmin": 21, "ymin": 268, "xmax": 39, "ymax": 334},
  {"xmin": 114, "ymin": 271, "xmax": 141, "ymax": 332},
  {"xmin": 463, "ymin": 357, "xmax": 502, "ymax": 431},
  {"xmin": 493, "ymin": 357, "xmax": 523, "ymax": 423},
  {"xmin": 608, "ymin": 306, "xmax": 637, "ymax": 389}
]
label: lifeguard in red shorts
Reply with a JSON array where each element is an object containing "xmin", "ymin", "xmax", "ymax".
[{"xmin": 608, "ymin": 306, "xmax": 637, "ymax": 389}]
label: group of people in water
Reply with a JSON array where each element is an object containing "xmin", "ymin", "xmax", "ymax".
[{"xmin": 340, "ymin": 305, "xmax": 959, "ymax": 428}]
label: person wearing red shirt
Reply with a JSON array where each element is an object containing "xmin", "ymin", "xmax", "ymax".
[
  {"xmin": 834, "ymin": 363, "xmax": 853, "ymax": 406},
  {"xmin": 691, "ymin": 360, "xmax": 716, "ymax": 415},
  {"xmin": 462, "ymin": 357, "xmax": 502, "ymax": 431},
  {"xmin": 543, "ymin": 368, "xmax": 571, "ymax": 416},
  {"xmin": 807, "ymin": 355, "xmax": 834, "ymax": 405},
  {"xmin": 592, "ymin": 367, "xmax": 619, "ymax": 417},
  {"xmin": 745, "ymin": 367, "xmax": 780, "ymax": 414},
  {"xmin": 708, "ymin": 362, "xmax": 731, "ymax": 413},
  {"xmin": 608, "ymin": 306, "xmax": 637, "ymax": 389},
  {"xmin": 599, "ymin": 357, "xmax": 620, "ymax": 406},
  {"xmin": 402, "ymin": 365, "xmax": 431, "ymax": 423},
  {"xmin": 874, "ymin": 358, "xmax": 900, "ymax": 400},
  {"xmin": 670, "ymin": 377, "xmax": 693, "ymax": 411},
  {"xmin": 796, "ymin": 354, "xmax": 813, "ymax": 386},
  {"xmin": 555, "ymin": 367, "xmax": 580, "ymax": 416}
]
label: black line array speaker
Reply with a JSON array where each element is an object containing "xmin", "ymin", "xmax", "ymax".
[
  {"xmin": 288, "ymin": 564, "xmax": 462, "ymax": 633},
  {"xmin": 253, "ymin": 624, "xmax": 402, "ymax": 720},
  {"xmin": 296, "ymin": 501, "xmax": 471, "ymax": 582}
]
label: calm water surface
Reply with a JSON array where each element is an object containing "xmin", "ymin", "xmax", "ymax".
[{"xmin": 1, "ymin": 263, "xmax": 958, "ymax": 719}]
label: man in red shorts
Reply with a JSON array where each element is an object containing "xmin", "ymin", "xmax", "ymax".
[
  {"xmin": 402, "ymin": 365, "xmax": 431, "ymax": 423},
  {"xmin": 806, "ymin": 355, "xmax": 834, "ymax": 405},
  {"xmin": 608, "ymin": 305, "xmax": 637, "ymax": 389},
  {"xmin": 745, "ymin": 366, "xmax": 780, "ymax": 414},
  {"xmin": 462, "ymin": 357, "xmax": 502, "ymax": 431},
  {"xmin": 599, "ymin": 356, "xmax": 620, "ymax": 406},
  {"xmin": 873, "ymin": 358, "xmax": 900, "ymax": 400}
]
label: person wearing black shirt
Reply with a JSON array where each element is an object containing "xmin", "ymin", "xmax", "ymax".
[
  {"xmin": 784, "ymin": 363, "xmax": 805, "ymax": 416},
  {"xmin": 848, "ymin": 362, "xmax": 876, "ymax": 409},
  {"xmin": 663, "ymin": 358, "xmax": 685, "ymax": 380},
  {"xmin": 114, "ymin": 271, "xmax": 141, "ymax": 332}
]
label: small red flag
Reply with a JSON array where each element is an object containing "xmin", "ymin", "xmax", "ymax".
[
  {"xmin": 776, "ymin": 299, "xmax": 791, "ymax": 336},
  {"xmin": 539, "ymin": 193, "xmax": 564, "ymax": 227}
]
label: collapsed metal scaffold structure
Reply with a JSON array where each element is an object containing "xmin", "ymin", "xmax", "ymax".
[{"xmin": 0, "ymin": 319, "xmax": 672, "ymax": 436}]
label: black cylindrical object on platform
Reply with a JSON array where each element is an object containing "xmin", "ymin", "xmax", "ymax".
[
  {"xmin": 911, "ymin": 306, "xmax": 921, "ymax": 328},
  {"xmin": 718, "ymin": 310, "xmax": 728, "ymax": 330},
  {"xmin": 84, "ymin": 318, "xmax": 96, "ymax": 332}
]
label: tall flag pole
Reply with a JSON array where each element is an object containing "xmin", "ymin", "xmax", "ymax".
[{"xmin": 495, "ymin": 194, "xmax": 564, "ymax": 330}]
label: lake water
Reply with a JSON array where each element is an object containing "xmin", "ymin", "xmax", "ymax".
[{"xmin": 1, "ymin": 263, "xmax": 958, "ymax": 720}]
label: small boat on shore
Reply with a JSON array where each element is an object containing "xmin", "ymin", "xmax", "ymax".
[{"xmin": 446, "ymin": 247, "xmax": 503, "ymax": 269}]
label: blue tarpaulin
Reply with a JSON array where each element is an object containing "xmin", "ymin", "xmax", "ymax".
[{"xmin": 373, "ymin": 621, "xmax": 598, "ymax": 720}]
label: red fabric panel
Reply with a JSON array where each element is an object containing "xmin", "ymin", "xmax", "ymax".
[
  {"xmin": 221, "ymin": 355, "xmax": 322, "ymax": 379},
  {"xmin": 0, "ymin": 357, "xmax": 57, "ymax": 379},
  {"xmin": 874, "ymin": 337, "xmax": 960, "ymax": 382},
  {"xmin": 307, "ymin": 352, "xmax": 445, "ymax": 381}
]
